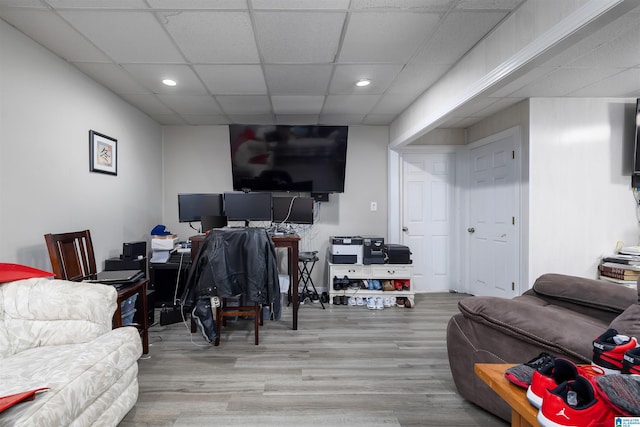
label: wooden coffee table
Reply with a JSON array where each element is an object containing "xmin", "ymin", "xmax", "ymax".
[{"xmin": 474, "ymin": 363, "xmax": 538, "ymax": 427}]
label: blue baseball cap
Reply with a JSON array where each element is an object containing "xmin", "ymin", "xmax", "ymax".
[{"xmin": 151, "ymin": 224, "xmax": 172, "ymax": 236}]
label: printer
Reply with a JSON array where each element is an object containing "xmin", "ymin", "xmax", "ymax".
[
  {"xmin": 383, "ymin": 244, "xmax": 412, "ymax": 264},
  {"xmin": 330, "ymin": 236, "xmax": 363, "ymax": 264},
  {"xmin": 362, "ymin": 236, "xmax": 385, "ymax": 265}
]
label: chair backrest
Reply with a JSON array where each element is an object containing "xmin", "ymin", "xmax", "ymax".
[{"xmin": 44, "ymin": 230, "xmax": 97, "ymax": 281}]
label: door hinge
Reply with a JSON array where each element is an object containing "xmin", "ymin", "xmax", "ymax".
[
  {"xmin": 512, "ymin": 150, "xmax": 515, "ymax": 159},
  {"xmin": 512, "ymin": 216, "xmax": 515, "ymax": 225},
  {"xmin": 512, "ymin": 282, "xmax": 515, "ymax": 291}
]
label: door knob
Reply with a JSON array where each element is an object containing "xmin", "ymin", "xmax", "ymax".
[
  {"xmin": 467, "ymin": 227, "xmax": 475, "ymax": 233},
  {"xmin": 402, "ymin": 226, "xmax": 408, "ymax": 232}
]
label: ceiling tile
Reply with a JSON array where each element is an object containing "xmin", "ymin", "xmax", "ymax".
[
  {"xmin": 412, "ymin": 11, "xmax": 507, "ymax": 65},
  {"xmin": 369, "ymin": 94, "xmax": 416, "ymax": 115},
  {"xmin": 323, "ymin": 94, "xmax": 381, "ymax": 115},
  {"xmin": 329, "ymin": 64, "xmax": 403, "ymax": 94},
  {"xmin": 385, "ymin": 63, "xmax": 450, "ymax": 95},
  {"xmin": 0, "ymin": 1, "xmax": 46, "ymax": 7},
  {"xmin": 319, "ymin": 114, "xmax": 366, "ymax": 125},
  {"xmin": 510, "ymin": 66, "xmax": 626, "ymax": 97},
  {"xmin": 251, "ymin": 0, "xmax": 350, "ymax": 10},
  {"xmin": 0, "ymin": 9, "xmax": 111, "ymax": 62},
  {"xmin": 264, "ymin": 65, "xmax": 332, "ymax": 95},
  {"xmin": 272, "ymin": 96, "xmax": 325, "ymax": 114},
  {"xmin": 339, "ymin": 12, "xmax": 440, "ymax": 63},
  {"xmin": 161, "ymin": 11, "xmax": 260, "ymax": 63},
  {"xmin": 156, "ymin": 94, "xmax": 223, "ymax": 115},
  {"xmin": 117, "ymin": 93, "xmax": 175, "ymax": 115},
  {"xmin": 182, "ymin": 115, "xmax": 230, "ymax": 125},
  {"xmin": 568, "ymin": 68, "xmax": 640, "ymax": 97},
  {"xmin": 196, "ymin": 65, "xmax": 267, "ymax": 95},
  {"xmin": 73, "ymin": 63, "xmax": 151, "ymax": 94},
  {"xmin": 253, "ymin": 11, "xmax": 346, "ymax": 63},
  {"xmin": 228, "ymin": 114, "xmax": 276, "ymax": 124},
  {"xmin": 350, "ymin": 0, "xmax": 453, "ymax": 11},
  {"xmin": 58, "ymin": 10, "xmax": 183, "ymax": 62},
  {"xmin": 363, "ymin": 114, "xmax": 397, "ymax": 125},
  {"xmin": 122, "ymin": 64, "xmax": 208, "ymax": 95},
  {"xmin": 275, "ymin": 114, "xmax": 320, "ymax": 125},
  {"xmin": 149, "ymin": 113, "xmax": 188, "ymax": 125},
  {"xmin": 45, "ymin": 0, "xmax": 147, "ymax": 8},
  {"xmin": 216, "ymin": 95, "xmax": 272, "ymax": 114},
  {"xmin": 455, "ymin": 0, "xmax": 524, "ymax": 10},
  {"xmin": 148, "ymin": 0, "xmax": 247, "ymax": 9}
]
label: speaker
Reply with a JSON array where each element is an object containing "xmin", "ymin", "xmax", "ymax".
[{"xmin": 122, "ymin": 241, "xmax": 146, "ymax": 260}]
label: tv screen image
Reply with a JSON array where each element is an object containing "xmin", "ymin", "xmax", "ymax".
[
  {"xmin": 178, "ymin": 193, "xmax": 223, "ymax": 223},
  {"xmin": 223, "ymin": 192, "xmax": 273, "ymax": 223},
  {"xmin": 229, "ymin": 125, "xmax": 348, "ymax": 193},
  {"xmin": 272, "ymin": 196, "xmax": 314, "ymax": 224}
]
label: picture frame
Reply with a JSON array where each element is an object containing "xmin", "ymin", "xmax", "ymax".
[{"xmin": 89, "ymin": 130, "xmax": 117, "ymax": 175}]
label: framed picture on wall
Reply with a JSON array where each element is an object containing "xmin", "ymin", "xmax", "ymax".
[{"xmin": 89, "ymin": 130, "xmax": 117, "ymax": 175}]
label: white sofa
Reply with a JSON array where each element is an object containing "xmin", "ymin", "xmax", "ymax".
[{"xmin": 0, "ymin": 277, "xmax": 142, "ymax": 426}]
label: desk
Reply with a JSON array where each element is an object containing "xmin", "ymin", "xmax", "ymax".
[
  {"xmin": 190, "ymin": 232, "xmax": 301, "ymax": 330},
  {"xmin": 474, "ymin": 363, "xmax": 537, "ymax": 427},
  {"xmin": 271, "ymin": 234, "xmax": 300, "ymax": 330},
  {"xmin": 148, "ymin": 252, "xmax": 191, "ymax": 306},
  {"xmin": 113, "ymin": 279, "xmax": 149, "ymax": 355}
]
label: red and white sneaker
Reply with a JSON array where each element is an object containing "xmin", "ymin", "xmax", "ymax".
[
  {"xmin": 527, "ymin": 358, "xmax": 604, "ymax": 409},
  {"xmin": 592, "ymin": 328, "xmax": 638, "ymax": 374},
  {"xmin": 622, "ymin": 347, "xmax": 640, "ymax": 376},
  {"xmin": 538, "ymin": 376, "xmax": 618, "ymax": 427}
]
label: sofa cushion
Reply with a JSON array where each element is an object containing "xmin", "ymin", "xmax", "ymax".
[
  {"xmin": 0, "ymin": 327, "xmax": 141, "ymax": 426},
  {"xmin": 609, "ymin": 303, "xmax": 640, "ymax": 339},
  {"xmin": 458, "ymin": 295, "xmax": 609, "ymax": 361}
]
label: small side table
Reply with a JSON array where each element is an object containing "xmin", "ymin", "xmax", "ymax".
[
  {"xmin": 113, "ymin": 279, "xmax": 149, "ymax": 355},
  {"xmin": 474, "ymin": 363, "xmax": 537, "ymax": 427}
]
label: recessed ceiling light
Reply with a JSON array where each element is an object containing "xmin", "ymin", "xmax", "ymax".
[
  {"xmin": 356, "ymin": 79, "xmax": 371, "ymax": 87},
  {"xmin": 162, "ymin": 79, "xmax": 177, "ymax": 87}
]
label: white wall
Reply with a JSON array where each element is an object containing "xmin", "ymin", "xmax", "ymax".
[
  {"xmin": 161, "ymin": 125, "xmax": 390, "ymax": 291},
  {"xmin": 0, "ymin": 19, "xmax": 163, "ymax": 270},
  {"xmin": 528, "ymin": 97, "xmax": 638, "ymax": 281}
]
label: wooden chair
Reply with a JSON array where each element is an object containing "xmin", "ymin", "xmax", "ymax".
[
  {"xmin": 44, "ymin": 230, "xmax": 97, "ymax": 281},
  {"xmin": 214, "ymin": 297, "xmax": 263, "ymax": 346},
  {"xmin": 44, "ymin": 229, "xmax": 150, "ymax": 354}
]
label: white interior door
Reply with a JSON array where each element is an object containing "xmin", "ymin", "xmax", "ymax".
[
  {"xmin": 467, "ymin": 133, "xmax": 520, "ymax": 298},
  {"xmin": 402, "ymin": 153, "xmax": 455, "ymax": 292}
]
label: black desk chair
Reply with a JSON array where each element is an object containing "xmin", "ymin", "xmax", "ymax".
[{"xmin": 298, "ymin": 251, "xmax": 324, "ymax": 309}]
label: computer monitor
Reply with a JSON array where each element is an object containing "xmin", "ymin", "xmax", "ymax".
[
  {"xmin": 223, "ymin": 192, "xmax": 272, "ymax": 224},
  {"xmin": 201, "ymin": 215, "xmax": 227, "ymax": 232},
  {"xmin": 178, "ymin": 193, "xmax": 223, "ymax": 223},
  {"xmin": 272, "ymin": 196, "xmax": 314, "ymax": 224}
]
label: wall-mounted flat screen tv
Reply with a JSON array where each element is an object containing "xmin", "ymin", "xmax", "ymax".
[
  {"xmin": 178, "ymin": 193, "xmax": 223, "ymax": 223},
  {"xmin": 229, "ymin": 125, "xmax": 348, "ymax": 193}
]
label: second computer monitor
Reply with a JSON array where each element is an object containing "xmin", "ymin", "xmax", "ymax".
[
  {"xmin": 223, "ymin": 192, "xmax": 273, "ymax": 222},
  {"xmin": 272, "ymin": 196, "xmax": 314, "ymax": 224}
]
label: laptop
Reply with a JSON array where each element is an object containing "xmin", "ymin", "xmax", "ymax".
[{"xmin": 85, "ymin": 270, "xmax": 144, "ymax": 287}]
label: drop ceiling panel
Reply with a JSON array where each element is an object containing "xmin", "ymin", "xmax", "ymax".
[
  {"xmin": 73, "ymin": 63, "xmax": 152, "ymax": 94},
  {"xmin": 385, "ymin": 63, "xmax": 450, "ymax": 95},
  {"xmin": 272, "ymin": 96, "xmax": 325, "ymax": 115},
  {"xmin": 323, "ymin": 94, "xmax": 381, "ymax": 115},
  {"xmin": 253, "ymin": 11, "xmax": 346, "ymax": 63},
  {"xmin": 568, "ymin": 68, "xmax": 640, "ymax": 97},
  {"xmin": 196, "ymin": 65, "xmax": 267, "ymax": 95},
  {"xmin": 58, "ymin": 10, "xmax": 183, "ymax": 63},
  {"xmin": 0, "ymin": 9, "xmax": 111, "ymax": 62},
  {"xmin": 147, "ymin": 0, "xmax": 246, "ymax": 9},
  {"xmin": 228, "ymin": 114, "xmax": 275, "ymax": 124},
  {"xmin": 319, "ymin": 114, "xmax": 366, "ymax": 125},
  {"xmin": 122, "ymin": 64, "xmax": 208, "ymax": 95},
  {"xmin": 46, "ymin": 0, "xmax": 147, "ymax": 7},
  {"xmin": 216, "ymin": 95, "xmax": 272, "ymax": 115},
  {"xmin": 264, "ymin": 65, "xmax": 333, "ymax": 95},
  {"xmin": 156, "ymin": 95, "xmax": 223, "ymax": 115},
  {"xmin": 275, "ymin": 114, "xmax": 320, "ymax": 125},
  {"xmin": 252, "ymin": 0, "xmax": 350, "ymax": 10},
  {"xmin": 161, "ymin": 11, "xmax": 260, "ymax": 64},
  {"xmin": 412, "ymin": 11, "xmax": 508, "ymax": 65},
  {"xmin": 329, "ymin": 64, "xmax": 403, "ymax": 94},
  {"xmin": 182, "ymin": 115, "xmax": 230, "ymax": 125},
  {"xmin": 370, "ymin": 94, "xmax": 417, "ymax": 115},
  {"xmin": 510, "ymin": 66, "xmax": 627, "ymax": 97},
  {"xmin": 350, "ymin": 0, "xmax": 453, "ymax": 12},
  {"xmin": 117, "ymin": 93, "xmax": 175, "ymax": 115},
  {"xmin": 339, "ymin": 12, "xmax": 441, "ymax": 63}
]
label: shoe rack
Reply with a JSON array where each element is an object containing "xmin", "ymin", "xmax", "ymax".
[{"xmin": 327, "ymin": 262, "xmax": 414, "ymax": 305}]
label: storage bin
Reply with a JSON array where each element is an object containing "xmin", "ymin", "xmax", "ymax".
[
  {"xmin": 121, "ymin": 309, "xmax": 136, "ymax": 325},
  {"xmin": 120, "ymin": 294, "xmax": 137, "ymax": 312}
]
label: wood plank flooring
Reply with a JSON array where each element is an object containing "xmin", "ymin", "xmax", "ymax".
[{"xmin": 120, "ymin": 293, "xmax": 508, "ymax": 426}]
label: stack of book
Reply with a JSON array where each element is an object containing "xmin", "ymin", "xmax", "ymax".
[{"xmin": 599, "ymin": 251, "xmax": 640, "ymax": 287}]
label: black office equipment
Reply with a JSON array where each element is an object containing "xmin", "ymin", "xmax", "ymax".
[
  {"xmin": 383, "ymin": 244, "xmax": 412, "ymax": 264},
  {"xmin": 122, "ymin": 241, "xmax": 146, "ymax": 260},
  {"xmin": 272, "ymin": 196, "xmax": 314, "ymax": 224},
  {"xmin": 86, "ymin": 269, "xmax": 144, "ymax": 286},
  {"xmin": 223, "ymin": 191, "xmax": 272, "ymax": 224},
  {"xmin": 201, "ymin": 215, "xmax": 228, "ymax": 231},
  {"xmin": 178, "ymin": 193, "xmax": 223, "ymax": 223}
]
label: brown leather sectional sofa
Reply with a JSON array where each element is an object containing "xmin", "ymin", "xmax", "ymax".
[{"xmin": 446, "ymin": 273, "xmax": 640, "ymax": 421}]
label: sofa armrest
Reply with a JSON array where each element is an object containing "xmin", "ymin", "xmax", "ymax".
[
  {"xmin": 529, "ymin": 273, "xmax": 637, "ymax": 319},
  {"xmin": 0, "ymin": 278, "xmax": 117, "ymax": 357}
]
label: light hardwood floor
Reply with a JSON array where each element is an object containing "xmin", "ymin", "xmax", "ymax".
[{"xmin": 120, "ymin": 293, "xmax": 508, "ymax": 426}]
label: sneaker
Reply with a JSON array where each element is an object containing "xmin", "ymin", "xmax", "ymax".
[
  {"xmin": 366, "ymin": 297, "xmax": 376, "ymax": 310},
  {"xmin": 320, "ymin": 292, "xmax": 329, "ymax": 304},
  {"xmin": 348, "ymin": 296, "xmax": 357, "ymax": 306},
  {"xmin": 538, "ymin": 376, "xmax": 617, "ymax": 427},
  {"xmin": 404, "ymin": 297, "xmax": 413, "ymax": 308},
  {"xmin": 375, "ymin": 297, "xmax": 384, "ymax": 310},
  {"xmin": 592, "ymin": 328, "xmax": 639, "ymax": 374},
  {"xmin": 396, "ymin": 297, "xmax": 405, "ymax": 307},
  {"xmin": 623, "ymin": 347, "xmax": 640, "ymax": 376},
  {"xmin": 383, "ymin": 297, "xmax": 391, "ymax": 307},
  {"xmin": 332, "ymin": 296, "xmax": 341, "ymax": 305},
  {"xmin": 389, "ymin": 296, "xmax": 396, "ymax": 306},
  {"xmin": 356, "ymin": 296, "xmax": 364, "ymax": 306},
  {"xmin": 593, "ymin": 374, "xmax": 640, "ymax": 416},
  {"xmin": 311, "ymin": 293, "xmax": 320, "ymax": 304},
  {"xmin": 505, "ymin": 352, "xmax": 555, "ymax": 389}
]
